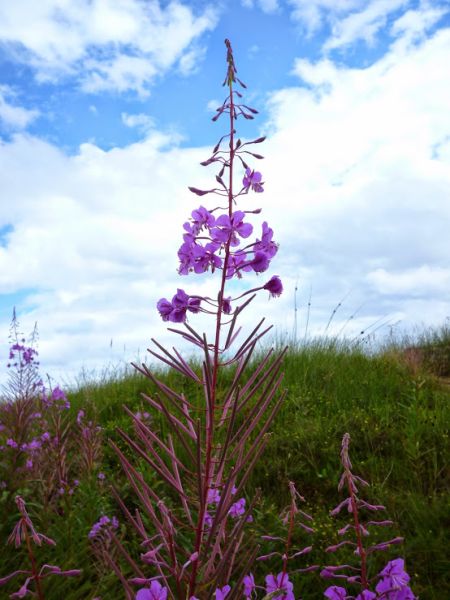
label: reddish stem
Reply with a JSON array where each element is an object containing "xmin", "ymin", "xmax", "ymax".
[
  {"xmin": 24, "ymin": 526, "xmax": 45, "ymax": 600},
  {"xmin": 345, "ymin": 471, "xmax": 368, "ymax": 589},
  {"xmin": 188, "ymin": 43, "xmax": 236, "ymax": 598}
]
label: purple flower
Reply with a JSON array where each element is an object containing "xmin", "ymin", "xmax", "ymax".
[
  {"xmin": 192, "ymin": 242, "xmax": 223, "ymax": 274},
  {"xmin": 28, "ymin": 439, "xmax": 41, "ymax": 451},
  {"xmin": 263, "ymin": 276, "xmax": 283, "ymax": 297},
  {"xmin": 378, "ymin": 559, "xmax": 410, "ymax": 587},
  {"xmin": 6, "ymin": 439, "xmax": 18, "ymax": 449},
  {"xmin": 190, "ymin": 205, "xmax": 215, "ymax": 234},
  {"xmin": 157, "ymin": 298, "xmax": 173, "ymax": 321},
  {"xmin": 254, "ymin": 222, "xmax": 277, "ymax": 258},
  {"xmin": 243, "ymin": 168, "xmax": 264, "ymax": 192},
  {"xmin": 376, "ymin": 559, "xmax": 415, "ymax": 599},
  {"xmin": 355, "ymin": 592, "xmax": 376, "ymax": 600},
  {"xmin": 207, "ymin": 487, "xmax": 221, "ymax": 504},
  {"xmin": 265, "ymin": 572, "xmax": 294, "ymax": 600},
  {"xmin": 250, "ymin": 251, "xmax": 270, "ymax": 273},
  {"xmin": 222, "ymin": 296, "xmax": 232, "ymax": 314},
  {"xmin": 228, "ymin": 497, "xmax": 246, "ymax": 518},
  {"xmin": 136, "ymin": 581, "xmax": 168, "ymax": 600},
  {"xmin": 88, "ymin": 514, "xmax": 118, "ymax": 539},
  {"xmin": 212, "ymin": 211, "xmax": 253, "ymax": 246},
  {"xmin": 157, "ymin": 289, "xmax": 202, "ymax": 323},
  {"xmin": 204, "ymin": 510, "xmax": 213, "ymax": 528},
  {"xmin": 51, "ymin": 386, "xmax": 66, "ymax": 402},
  {"xmin": 226, "ymin": 251, "xmax": 251, "ymax": 278},
  {"xmin": 178, "ymin": 241, "xmax": 197, "ymax": 274},
  {"xmin": 324, "ymin": 586, "xmax": 347, "ymax": 600},
  {"xmin": 243, "ymin": 573, "xmax": 255, "ymax": 598},
  {"xmin": 215, "ymin": 585, "xmax": 231, "ymax": 600}
]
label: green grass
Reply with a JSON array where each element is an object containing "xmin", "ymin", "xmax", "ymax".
[{"xmin": 1, "ymin": 327, "xmax": 449, "ymax": 599}]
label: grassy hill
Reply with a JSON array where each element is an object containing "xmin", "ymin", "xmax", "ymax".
[{"xmin": 1, "ymin": 329, "xmax": 449, "ymax": 598}]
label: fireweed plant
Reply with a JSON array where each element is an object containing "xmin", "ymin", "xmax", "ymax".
[
  {"xmin": 105, "ymin": 38, "xmax": 296, "ymax": 599},
  {"xmin": 0, "ymin": 496, "xmax": 81, "ymax": 599},
  {"xmin": 321, "ymin": 434, "xmax": 416, "ymax": 600},
  {"xmin": 0, "ymin": 313, "xmax": 95, "ymax": 501}
]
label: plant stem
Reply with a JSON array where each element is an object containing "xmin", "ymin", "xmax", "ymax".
[
  {"xmin": 188, "ymin": 41, "xmax": 236, "ymax": 598},
  {"xmin": 345, "ymin": 471, "xmax": 368, "ymax": 589},
  {"xmin": 24, "ymin": 526, "xmax": 45, "ymax": 600}
]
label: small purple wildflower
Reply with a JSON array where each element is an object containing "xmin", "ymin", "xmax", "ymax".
[
  {"xmin": 51, "ymin": 386, "xmax": 65, "ymax": 401},
  {"xmin": 222, "ymin": 296, "xmax": 232, "ymax": 314},
  {"xmin": 215, "ymin": 585, "xmax": 231, "ymax": 600},
  {"xmin": 190, "ymin": 205, "xmax": 215, "ymax": 234},
  {"xmin": 157, "ymin": 289, "xmax": 202, "ymax": 323},
  {"xmin": 264, "ymin": 275, "xmax": 283, "ymax": 297},
  {"xmin": 355, "ymin": 592, "xmax": 376, "ymax": 600},
  {"xmin": 254, "ymin": 222, "xmax": 277, "ymax": 258},
  {"xmin": 203, "ymin": 510, "xmax": 213, "ymax": 528},
  {"xmin": 243, "ymin": 168, "xmax": 264, "ymax": 192},
  {"xmin": 207, "ymin": 487, "xmax": 221, "ymax": 504},
  {"xmin": 324, "ymin": 586, "xmax": 348, "ymax": 600},
  {"xmin": 243, "ymin": 573, "xmax": 255, "ymax": 598},
  {"xmin": 212, "ymin": 211, "xmax": 253, "ymax": 246},
  {"xmin": 228, "ymin": 497, "xmax": 246, "ymax": 518},
  {"xmin": 250, "ymin": 251, "xmax": 270, "ymax": 273},
  {"xmin": 375, "ymin": 558, "xmax": 415, "ymax": 599},
  {"xmin": 88, "ymin": 515, "xmax": 118, "ymax": 539},
  {"xmin": 265, "ymin": 572, "xmax": 294, "ymax": 600},
  {"xmin": 136, "ymin": 580, "xmax": 168, "ymax": 600}
]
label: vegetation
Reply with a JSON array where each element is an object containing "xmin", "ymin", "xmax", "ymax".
[{"xmin": 1, "ymin": 326, "xmax": 448, "ymax": 598}]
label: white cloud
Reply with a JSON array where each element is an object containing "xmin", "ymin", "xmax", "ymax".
[
  {"xmin": 324, "ymin": 0, "xmax": 409, "ymax": 51},
  {"xmin": 286, "ymin": 0, "xmax": 364, "ymax": 34},
  {"xmin": 262, "ymin": 24, "xmax": 450, "ymax": 327},
  {"xmin": 285, "ymin": 0, "xmax": 449, "ymax": 51},
  {"xmin": 178, "ymin": 45, "xmax": 207, "ymax": 77},
  {"xmin": 244, "ymin": 0, "xmax": 280, "ymax": 13},
  {"xmin": 121, "ymin": 112, "xmax": 155, "ymax": 132},
  {"xmin": 0, "ymin": 0, "xmax": 219, "ymax": 95},
  {"xmin": 367, "ymin": 266, "xmax": 450, "ymax": 296},
  {"xmin": 0, "ymin": 86, "xmax": 39, "ymax": 130},
  {"xmin": 82, "ymin": 54, "xmax": 158, "ymax": 97},
  {"xmin": 390, "ymin": 1, "xmax": 448, "ymax": 46}
]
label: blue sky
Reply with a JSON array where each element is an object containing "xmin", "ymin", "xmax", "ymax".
[{"xmin": 1, "ymin": 0, "xmax": 450, "ymax": 385}]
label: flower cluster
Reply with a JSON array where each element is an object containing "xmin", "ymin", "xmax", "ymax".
[
  {"xmin": 324, "ymin": 559, "xmax": 415, "ymax": 599},
  {"xmin": 156, "ymin": 74, "xmax": 282, "ymax": 324},
  {"xmin": 7, "ymin": 342, "xmax": 39, "ymax": 369},
  {"xmin": 157, "ymin": 289, "xmax": 201, "ymax": 323},
  {"xmin": 175, "ymin": 204, "xmax": 279, "ymax": 284},
  {"xmin": 203, "ymin": 485, "xmax": 251, "ymax": 528},
  {"xmin": 88, "ymin": 515, "xmax": 119, "ymax": 540},
  {"xmin": 42, "ymin": 385, "xmax": 70, "ymax": 410}
]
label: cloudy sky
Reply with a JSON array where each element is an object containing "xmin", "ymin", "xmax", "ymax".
[{"xmin": 1, "ymin": 0, "xmax": 449, "ymax": 386}]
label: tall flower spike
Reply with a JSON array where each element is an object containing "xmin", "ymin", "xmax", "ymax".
[
  {"xmin": 1, "ymin": 496, "xmax": 80, "ymax": 599},
  {"xmin": 111, "ymin": 39, "xmax": 287, "ymax": 599},
  {"xmin": 321, "ymin": 434, "xmax": 416, "ymax": 598}
]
